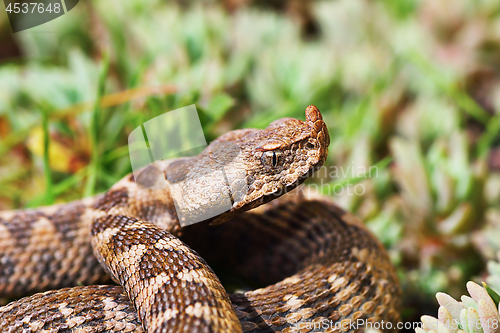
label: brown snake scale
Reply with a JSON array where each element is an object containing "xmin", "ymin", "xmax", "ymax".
[{"xmin": 0, "ymin": 106, "xmax": 401, "ymax": 332}]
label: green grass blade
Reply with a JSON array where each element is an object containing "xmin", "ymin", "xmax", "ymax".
[
  {"xmin": 320, "ymin": 156, "xmax": 393, "ymax": 195},
  {"xmin": 84, "ymin": 53, "xmax": 110, "ymax": 197},
  {"xmin": 41, "ymin": 107, "xmax": 54, "ymax": 205}
]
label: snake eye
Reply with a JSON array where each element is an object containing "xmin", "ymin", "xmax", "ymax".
[{"xmin": 261, "ymin": 150, "xmax": 283, "ymax": 169}]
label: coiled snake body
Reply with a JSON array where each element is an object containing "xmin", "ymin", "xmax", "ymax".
[{"xmin": 0, "ymin": 106, "xmax": 400, "ymax": 332}]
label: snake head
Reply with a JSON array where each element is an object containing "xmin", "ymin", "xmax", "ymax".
[
  {"xmin": 209, "ymin": 105, "xmax": 330, "ymax": 224},
  {"xmin": 239, "ymin": 105, "xmax": 329, "ymax": 202}
]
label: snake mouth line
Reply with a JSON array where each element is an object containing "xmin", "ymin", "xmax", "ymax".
[{"xmin": 265, "ymin": 170, "xmax": 314, "ymax": 201}]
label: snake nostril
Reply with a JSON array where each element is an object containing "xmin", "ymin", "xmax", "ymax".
[{"xmin": 305, "ymin": 142, "xmax": 315, "ymax": 150}]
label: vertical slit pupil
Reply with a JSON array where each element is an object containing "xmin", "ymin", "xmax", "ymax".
[{"xmin": 272, "ymin": 151, "xmax": 277, "ymax": 167}]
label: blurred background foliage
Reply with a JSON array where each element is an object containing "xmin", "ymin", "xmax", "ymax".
[{"xmin": 0, "ymin": 0, "xmax": 499, "ymax": 329}]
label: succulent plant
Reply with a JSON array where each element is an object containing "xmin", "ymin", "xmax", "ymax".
[{"xmin": 417, "ymin": 279, "xmax": 500, "ymax": 333}]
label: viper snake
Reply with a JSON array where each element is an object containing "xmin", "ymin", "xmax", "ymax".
[{"xmin": 0, "ymin": 106, "xmax": 401, "ymax": 332}]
